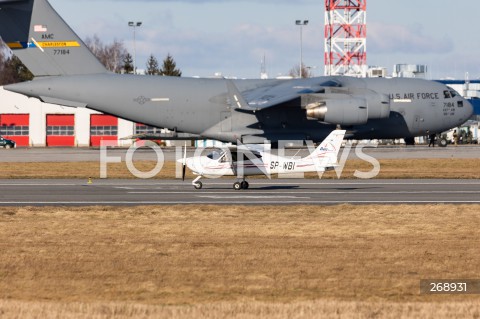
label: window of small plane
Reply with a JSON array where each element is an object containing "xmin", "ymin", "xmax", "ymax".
[
  {"xmin": 207, "ymin": 151, "xmax": 222, "ymax": 160},
  {"xmin": 231, "ymin": 151, "xmax": 262, "ymax": 162}
]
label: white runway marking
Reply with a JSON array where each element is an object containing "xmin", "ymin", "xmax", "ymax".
[
  {"xmin": 127, "ymin": 191, "xmax": 480, "ymax": 195},
  {"xmin": 196, "ymin": 195, "xmax": 311, "ymax": 199},
  {"xmin": 0, "ymin": 183, "xmax": 78, "ymax": 186}
]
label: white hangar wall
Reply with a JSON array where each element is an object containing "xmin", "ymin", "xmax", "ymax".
[{"xmin": 0, "ymin": 87, "xmax": 135, "ymax": 147}]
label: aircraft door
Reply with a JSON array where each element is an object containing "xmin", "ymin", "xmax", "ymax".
[
  {"xmin": 224, "ymin": 149, "xmax": 237, "ymax": 176},
  {"xmin": 221, "ymin": 111, "xmax": 232, "ymax": 132},
  {"xmin": 413, "ymin": 115, "xmax": 421, "ymax": 130}
]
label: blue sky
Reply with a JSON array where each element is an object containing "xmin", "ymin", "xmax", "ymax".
[{"xmin": 49, "ymin": 0, "xmax": 480, "ymax": 79}]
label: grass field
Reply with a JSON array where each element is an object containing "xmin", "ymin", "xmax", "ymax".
[
  {"xmin": 0, "ymin": 205, "xmax": 479, "ymax": 318},
  {"xmin": 1, "ymin": 158, "xmax": 480, "ymax": 179}
]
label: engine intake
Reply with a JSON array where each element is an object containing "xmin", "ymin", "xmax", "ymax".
[{"xmin": 305, "ymin": 98, "xmax": 368, "ymax": 125}]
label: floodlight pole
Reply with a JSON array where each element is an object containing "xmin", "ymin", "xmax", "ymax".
[
  {"xmin": 128, "ymin": 21, "xmax": 142, "ymax": 74},
  {"xmin": 295, "ymin": 20, "xmax": 309, "ymax": 78}
]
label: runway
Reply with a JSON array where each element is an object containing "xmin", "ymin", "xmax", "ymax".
[{"xmin": 1, "ymin": 179, "xmax": 479, "ymax": 206}]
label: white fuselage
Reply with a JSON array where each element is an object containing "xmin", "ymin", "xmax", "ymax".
[{"xmin": 185, "ymin": 151, "xmax": 336, "ymax": 178}]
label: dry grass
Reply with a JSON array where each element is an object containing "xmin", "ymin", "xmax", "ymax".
[
  {"xmin": 0, "ymin": 299, "xmax": 479, "ymax": 319},
  {"xmin": 0, "ymin": 205, "xmax": 479, "ymax": 318},
  {"xmin": 1, "ymin": 158, "xmax": 480, "ymax": 179}
]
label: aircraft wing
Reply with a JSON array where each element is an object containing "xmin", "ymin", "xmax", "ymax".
[{"xmin": 230, "ymin": 78, "xmax": 341, "ymax": 111}]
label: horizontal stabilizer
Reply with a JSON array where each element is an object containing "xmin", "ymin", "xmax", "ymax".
[
  {"xmin": 39, "ymin": 96, "xmax": 87, "ymax": 108},
  {"xmin": 225, "ymin": 79, "xmax": 254, "ymax": 111}
]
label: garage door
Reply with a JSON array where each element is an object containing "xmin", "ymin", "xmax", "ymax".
[
  {"xmin": 46, "ymin": 114, "xmax": 75, "ymax": 147},
  {"xmin": 134, "ymin": 123, "xmax": 163, "ymax": 146},
  {"xmin": 90, "ymin": 115, "xmax": 118, "ymax": 147},
  {"xmin": 0, "ymin": 114, "xmax": 30, "ymax": 146}
]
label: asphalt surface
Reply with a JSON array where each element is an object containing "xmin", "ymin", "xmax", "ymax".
[
  {"xmin": 1, "ymin": 146, "xmax": 478, "ymax": 206},
  {"xmin": 1, "ymin": 179, "xmax": 479, "ymax": 206}
]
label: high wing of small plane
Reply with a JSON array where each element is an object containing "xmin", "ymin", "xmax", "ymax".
[
  {"xmin": 179, "ymin": 130, "xmax": 346, "ymax": 190},
  {"xmin": 0, "ymin": 0, "xmax": 474, "ymax": 146}
]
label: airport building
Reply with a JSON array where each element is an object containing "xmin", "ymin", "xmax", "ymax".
[
  {"xmin": 0, "ymin": 86, "xmax": 148, "ymax": 147},
  {"xmin": 392, "ymin": 64, "xmax": 427, "ymax": 79}
]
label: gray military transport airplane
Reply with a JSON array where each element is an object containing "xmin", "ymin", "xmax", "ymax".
[{"xmin": 0, "ymin": 0, "xmax": 474, "ymax": 146}]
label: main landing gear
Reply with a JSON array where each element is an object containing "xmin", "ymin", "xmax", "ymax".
[
  {"xmin": 233, "ymin": 180, "xmax": 249, "ymax": 190},
  {"xmin": 191, "ymin": 176, "xmax": 250, "ymax": 190}
]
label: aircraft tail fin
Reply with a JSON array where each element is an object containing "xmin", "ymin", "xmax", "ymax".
[
  {"xmin": 0, "ymin": 0, "xmax": 107, "ymax": 76},
  {"xmin": 305, "ymin": 130, "xmax": 346, "ymax": 166}
]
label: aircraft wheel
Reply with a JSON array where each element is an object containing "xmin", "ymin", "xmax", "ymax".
[
  {"xmin": 233, "ymin": 182, "xmax": 242, "ymax": 191},
  {"xmin": 438, "ymin": 138, "xmax": 448, "ymax": 147},
  {"xmin": 5, "ymin": 145, "xmax": 11, "ymax": 149},
  {"xmin": 194, "ymin": 182, "xmax": 203, "ymax": 190},
  {"xmin": 241, "ymin": 181, "xmax": 249, "ymax": 189}
]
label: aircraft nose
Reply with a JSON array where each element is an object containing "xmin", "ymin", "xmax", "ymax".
[
  {"xmin": 464, "ymin": 98, "xmax": 474, "ymax": 118},
  {"xmin": 454, "ymin": 97, "xmax": 474, "ymax": 126}
]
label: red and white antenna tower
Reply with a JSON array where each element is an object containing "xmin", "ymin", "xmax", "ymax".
[{"xmin": 325, "ymin": 0, "xmax": 367, "ymax": 77}]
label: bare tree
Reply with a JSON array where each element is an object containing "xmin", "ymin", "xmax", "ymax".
[
  {"xmin": 0, "ymin": 40, "xmax": 33, "ymax": 85},
  {"xmin": 0, "ymin": 43, "xmax": 5, "ymax": 80},
  {"xmin": 85, "ymin": 35, "xmax": 129, "ymax": 74},
  {"xmin": 0, "ymin": 40, "xmax": 10, "ymax": 84},
  {"xmin": 289, "ymin": 64, "xmax": 313, "ymax": 79}
]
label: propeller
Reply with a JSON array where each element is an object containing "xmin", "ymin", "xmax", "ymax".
[{"xmin": 182, "ymin": 141, "xmax": 187, "ymax": 181}]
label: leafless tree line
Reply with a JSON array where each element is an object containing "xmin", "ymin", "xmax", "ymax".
[
  {"xmin": 0, "ymin": 40, "xmax": 33, "ymax": 85},
  {"xmin": 84, "ymin": 35, "xmax": 129, "ymax": 74}
]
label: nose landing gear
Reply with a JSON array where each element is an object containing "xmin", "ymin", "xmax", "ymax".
[{"xmin": 192, "ymin": 176, "xmax": 203, "ymax": 189}]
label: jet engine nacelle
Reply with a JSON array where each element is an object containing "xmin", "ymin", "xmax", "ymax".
[
  {"xmin": 364, "ymin": 91, "xmax": 391, "ymax": 119},
  {"xmin": 305, "ymin": 98, "xmax": 368, "ymax": 126},
  {"xmin": 301, "ymin": 91, "xmax": 391, "ymax": 126}
]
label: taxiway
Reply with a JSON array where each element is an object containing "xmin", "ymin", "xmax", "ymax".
[{"xmin": 1, "ymin": 145, "xmax": 480, "ymax": 162}]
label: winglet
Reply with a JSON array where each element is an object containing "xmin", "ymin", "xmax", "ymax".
[{"xmin": 225, "ymin": 79, "xmax": 255, "ymax": 111}]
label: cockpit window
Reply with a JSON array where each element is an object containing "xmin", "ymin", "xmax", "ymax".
[
  {"xmin": 444, "ymin": 90, "xmax": 459, "ymax": 99},
  {"xmin": 207, "ymin": 151, "xmax": 222, "ymax": 160}
]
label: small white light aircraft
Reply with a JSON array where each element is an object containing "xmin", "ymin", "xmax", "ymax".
[{"xmin": 180, "ymin": 130, "xmax": 346, "ymax": 190}]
